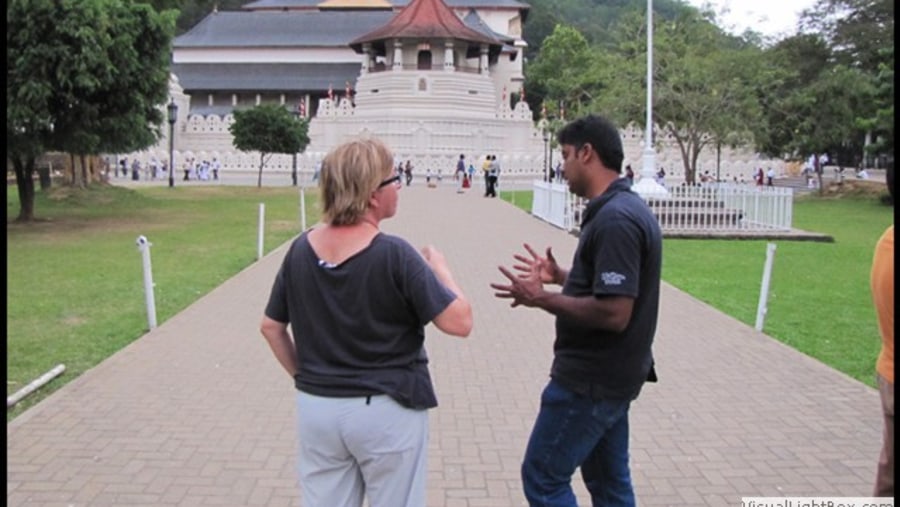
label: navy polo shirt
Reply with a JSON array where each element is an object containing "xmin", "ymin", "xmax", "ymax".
[{"xmin": 551, "ymin": 178, "xmax": 662, "ymax": 400}]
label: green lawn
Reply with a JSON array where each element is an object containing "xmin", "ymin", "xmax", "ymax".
[
  {"xmin": 7, "ymin": 183, "xmax": 318, "ymax": 421},
  {"xmin": 502, "ymin": 190, "xmax": 893, "ymax": 388}
]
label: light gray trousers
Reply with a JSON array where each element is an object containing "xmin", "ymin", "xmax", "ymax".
[{"xmin": 295, "ymin": 391, "xmax": 429, "ymax": 507}]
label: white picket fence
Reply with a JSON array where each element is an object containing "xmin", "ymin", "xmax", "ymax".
[{"xmin": 532, "ymin": 180, "xmax": 794, "ymax": 233}]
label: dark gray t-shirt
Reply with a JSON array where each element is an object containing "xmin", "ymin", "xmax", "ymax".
[
  {"xmin": 264, "ymin": 231, "xmax": 457, "ymax": 409},
  {"xmin": 551, "ymin": 178, "xmax": 662, "ymax": 400}
]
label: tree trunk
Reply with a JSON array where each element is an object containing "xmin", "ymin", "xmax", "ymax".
[
  {"xmin": 672, "ymin": 131, "xmax": 694, "ymax": 185},
  {"xmin": 12, "ymin": 156, "xmax": 37, "ymax": 222},
  {"xmin": 68, "ymin": 153, "xmax": 78, "ymax": 186},
  {"xmin": 80, "ymin": 154, "xmax": 89, "ymax": 186},
  {"xmin": 814, "ymin": 153, "xmax": 824, "ymax": 195},
  {"xmin": 78, "ymin": 153, "xmax": 94, "ymax": 187},
  {"xmin": 257, "ymin": 153, "xmax": 264, "ymax": 188}
]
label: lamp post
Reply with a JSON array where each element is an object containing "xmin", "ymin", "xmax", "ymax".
[
  {"xmin": 631, "ymin": 0, "xmax": 668, "ymax": 198},
  {"xmin": 291, "ymin": 108, "xmax": 301, "ymax": 187},
  {"xmin": 542, "ymin": 129, "xmax": 549, "ymax": 182},
  {"xmin": 167, "ymin": 99, "xmax": 178, "ymax": 188},
  {"xmin": 549, "ymin": 136, "xmax": 554, "ymax": 181}
]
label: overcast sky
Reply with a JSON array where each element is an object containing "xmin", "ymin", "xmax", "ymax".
[{"xmin": 683, "ymin": 0, "xmax": 819, "ymax": 37}]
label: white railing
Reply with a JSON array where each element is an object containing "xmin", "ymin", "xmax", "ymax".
[
  {"xmin": 532, "ymin": 180, "xmax": 794, "ymax": 234},
  {"xmin": 531, "ymin": 180, "xmax": 578, "ymax": 230}
]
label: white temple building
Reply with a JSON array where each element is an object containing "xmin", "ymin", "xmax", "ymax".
[{"xmin": 129, "ymin": 0, "xmax": 785, "ymax": 184}]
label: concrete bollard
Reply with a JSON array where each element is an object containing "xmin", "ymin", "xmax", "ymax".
[
  {"xmin": 755, "ymin": 242, "xmax": 777, "ymax": 331},
  {"xmin": 136, "ymin": 235, "xmax": 157, "ymax": 330}
]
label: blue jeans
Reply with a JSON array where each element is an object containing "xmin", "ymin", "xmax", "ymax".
[{"xmin": 521, "ymin": 379, "xmax": 635, "ymax": 507}]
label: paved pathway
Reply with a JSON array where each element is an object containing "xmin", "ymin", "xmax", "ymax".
[{"xmin": 8, "ymin": 184, "xmax": 882, "ymax": 506}]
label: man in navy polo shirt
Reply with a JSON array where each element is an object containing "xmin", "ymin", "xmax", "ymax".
[{"xmin": 491, "ymin": 114, "xmax": 662, "ymax": 506}]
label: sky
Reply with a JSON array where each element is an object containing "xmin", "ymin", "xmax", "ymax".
[{"xmin": 683, "ymin": 0, "xmax": 819, "ymax": 37}]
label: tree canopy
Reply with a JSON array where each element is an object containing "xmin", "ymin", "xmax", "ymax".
[
  {"xmin": 523, "ymin": 0, "xmax": 893, "ymax": 183},
  {"xmin": 7, "ymin": 0, "xmax": 177, "ymax": 220},
  {"xmin": 229, "ymin": 104, "xmax": 310, "ymax": 188}
]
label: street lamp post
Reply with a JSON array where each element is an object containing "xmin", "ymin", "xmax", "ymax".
[
  {"xmin": 631, "ymin": 0, "xmax": 668, "ymax": 198},
  {"xmin": 291, "ymin": 108, "xmax": 301, "ymax": 187},
  {"xmin": 549, "ymin": 140, "xmax": 554, "ymax": 182},
  {"xmin": 542, "ymin": 129, "xmax": 549, "ymax": 182},
  {"xmin": 167, "ymin": 99, "xmax": 178, "ymax": 188}
]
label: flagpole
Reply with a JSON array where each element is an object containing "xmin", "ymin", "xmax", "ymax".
[{"xmin": 632, "ymin": 0, "xmax": 668, "ymax": 198}]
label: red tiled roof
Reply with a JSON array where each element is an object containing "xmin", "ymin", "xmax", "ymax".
[{"xmin": 350, "ymin": 0, "xmax": 500, "ymax": 47}]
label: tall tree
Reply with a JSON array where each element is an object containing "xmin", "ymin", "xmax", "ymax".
[
  {"xmin": 230, "ymin": 105, "xmax": 310, "ymax": 188},
  {"xmin": 591, "ymin": 10, "xmax": 764, "ymax": 183},
  {"xmin": 800, "ymin": 0, "xmax": 893, "ymax": 74},
  {"xmin": 7, "ymin": 0, "xmax": 177, "ymax": 221},
  {"xmin": 755, "ymin": 31, "xmax": 878, "ymax": 191},
  {"xmin": 525, "ymin": 24, "xmax": 612, "ymax": 119},
  {"xmin": 800, "ymin": 0, "xmax": 893, "ymax": 164}
]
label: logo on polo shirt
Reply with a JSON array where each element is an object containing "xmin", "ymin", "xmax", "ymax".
[{"xmin": 601, "ymin": 271, "xmax": 626, "ymax": 286}]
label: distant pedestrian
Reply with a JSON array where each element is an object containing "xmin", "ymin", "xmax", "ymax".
[
  {"xmin": 456, "ymin": 155, "xmax": 466, "ymax": 193},
  {"xmin": 455, "ymin": 154, "xmax": 466, "ymax": 181},
  {"xmin": 486, "ymin": 155, "xmax": 500, "ymax": 198},
  {"xmin": 482, "ymin": 155, "xmax": 492, "ymax": 194}
]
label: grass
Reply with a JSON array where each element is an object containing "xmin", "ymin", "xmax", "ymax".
[
  {"xmin": 7, "ymin": 183, "xmax": 319, "ymax": 421},
  {"xmin": 501, "ymin": 190, "xmax": 893, "ymax": 388}
]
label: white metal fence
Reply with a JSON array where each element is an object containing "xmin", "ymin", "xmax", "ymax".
[
  {"xmin": 531, "ymin": 180, "xmax": 579, "ymax": 231},
  {"xmin": 531, "ymin": 181, "xmax": 794, "ymax": 233}
]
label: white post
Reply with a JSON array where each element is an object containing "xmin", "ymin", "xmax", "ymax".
[
  {"xmin": 258, "ymin": 203, "xmax": 265, "ymax": 260},
  {"xmin": 755, "ymin": 242, "xmax": 777, "ymax": 331},
  {"xmin": 299, "ymin": 173, "xmax": 308, "ymax": 230},
  {"xmin": 136, "ymin": 235, "xmax": 157, "ymax": 330},
  {"xmin": 7, "ymin": 364, "xmax": 66, "ymax": 408}
]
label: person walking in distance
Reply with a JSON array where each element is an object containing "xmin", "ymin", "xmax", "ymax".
[
  {"xmin": 456, "ymin": 154, "xmax": 466, "ymax": 193},
  {"xmin": 259, "ymin": 137, "xmax": 472, "ymax": 507},
  {"xmin": 404, "ymin": 160, "xmax": 413, "ymax": 186},
  {"xmin": 486, "ymin": 155, "xmax": 500, "ymax": 197},
  {"xmin": 491, "ymin": 114, "xmax": 662, "ymax": 506}
]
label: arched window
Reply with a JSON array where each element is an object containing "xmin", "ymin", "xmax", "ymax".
[{"xmin": 417, "ymin": 51, "xmax": 432, "ymax": 70}]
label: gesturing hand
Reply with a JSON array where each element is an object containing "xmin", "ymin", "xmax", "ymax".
[
  {"xmin": 512, "ymin": 243, "xmax": 562, "ymax": 286},
  {"xmin": 490, "ymin": 264, "xmax": 544, "ymax": 308}
]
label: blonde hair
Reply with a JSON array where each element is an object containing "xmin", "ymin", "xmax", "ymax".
[{"xmin": 319, "ymin": 138, "xmax": 395, "ymax": 225}]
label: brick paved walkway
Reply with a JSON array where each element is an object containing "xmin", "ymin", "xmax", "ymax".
[{"xmin": 7, "ymin": 184, "xmax": 882, "ymax": 506}]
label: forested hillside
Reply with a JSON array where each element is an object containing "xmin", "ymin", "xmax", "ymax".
[{"xmin": 169, "ymin": 0, "xmax": 704, "ymax": 57}]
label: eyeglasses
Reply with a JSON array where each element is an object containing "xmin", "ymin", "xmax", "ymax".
[{"xmin": 377, "ymin": 175, "xmax": 401, "ymax": 189}]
